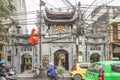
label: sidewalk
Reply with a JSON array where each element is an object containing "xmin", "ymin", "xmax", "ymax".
[
  {"xmin": 16, "ymin": 73, "xmax": 34, "ymax": 78},
  {"xmin": 16, "ymin": 70, "xmax": 34, "ymax": 78},
  {"xmin": 62, "ymin": 71, "xmax": 70, "ymax": 77}
]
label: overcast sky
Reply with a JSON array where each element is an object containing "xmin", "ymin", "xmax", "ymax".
[{"xmin": 25, "ymin": 0, "xmax": 120, "ymax": 33}]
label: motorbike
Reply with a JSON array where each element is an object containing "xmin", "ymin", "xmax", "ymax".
[{"xmin": 6, "ymin": 67, "xmax": 18, "ymax": 80}]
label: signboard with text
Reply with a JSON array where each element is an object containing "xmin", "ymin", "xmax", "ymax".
[{"xmin": 78, "ymin": 56, "xmax": 83, "ymax": 62}]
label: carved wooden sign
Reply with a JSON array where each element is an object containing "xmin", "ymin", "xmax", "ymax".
[{"xmin": 55, "ymin": 26, "xmax": 66, "ymax": 32}]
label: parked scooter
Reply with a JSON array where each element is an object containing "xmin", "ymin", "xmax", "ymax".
[{"xmin": 6, "ymin": 66, "xmax": 18, "ymax": 80}]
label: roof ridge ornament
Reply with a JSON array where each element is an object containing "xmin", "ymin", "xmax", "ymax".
[{"xmin": 45, "ymin": 7, "xmax": 76, "ymax": 15}]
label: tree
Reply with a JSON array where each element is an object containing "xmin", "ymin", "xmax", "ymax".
[
  {"xmin": 0, "ymin": 26, "xmax": 6, "ymax": 41},
  {"xmin": 0, "ymin": 0, "xmax": 16, "ymax": 21},
  {"xmin": 0, "ymin": 0, "xmax": 16, "ymax": 41}
]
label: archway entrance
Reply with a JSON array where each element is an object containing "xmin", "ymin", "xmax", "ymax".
[
  {"xmin": 21, "ymin": 53, "xmax": 32, "ymax": 72},
  {"xmin": 54, "ymin": 50, "xmax": 69, "ymax": 70},
  {"xmin": 90, "ymin": 53, "xmax": 100, "ymax": 62}
]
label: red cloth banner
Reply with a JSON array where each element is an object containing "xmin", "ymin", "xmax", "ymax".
[{"xmin": 28, "ymin": 28, "xmax": 40, "ymax": 45}]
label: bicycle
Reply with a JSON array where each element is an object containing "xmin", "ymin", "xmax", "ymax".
[
  {"xmin": 46, "ymin": 71, "xmax": 64, "ymax": 80},
  {"xmin": 55, "ymin": 72, "xmax": 64, "ymax": 80},
  {"xmin": 33, "ymin": 66, "xmax": 46, "ymax": 80},
  {"xmin": 33, "ymin": 65, "xmax": 64, "ymax": 80}
]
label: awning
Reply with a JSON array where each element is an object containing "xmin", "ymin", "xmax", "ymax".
[
  {"xmin": 114, "ymin": 47, "xmax": 120, "ymax": 53},
  {"xmin": 113, "ymin": 43, "xmax": 120, "ymax": 46}
]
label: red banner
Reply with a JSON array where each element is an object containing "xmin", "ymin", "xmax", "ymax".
[{"xmin": 28, "ymin": 28, "xmax": 40, "ymax": 45}]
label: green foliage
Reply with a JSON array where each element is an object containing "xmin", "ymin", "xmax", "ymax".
[
  {"xmin": 54, "ymin": 54, "xmax": 61, "ymax": 60},
  {"xmin": 0, "ymin": 26, "xmax": 7, "ymax": 41},
  {"xmin": 57, "ymin": 68, "xmax": 65, "ymax": 74},
  {"xmin": 25, "ymin": 62, "xmax": 32, "ymax": 69},
  {"xmin": 25, "ymin": 62, "xmax": 32, "ymax": 66},
  {"xmin": 0, "ymin": 0, "xmax": 16, "ymax": 20},
  {"xmin": 0, "ymin": 0, "xmax": 16, "ymax": 42}
]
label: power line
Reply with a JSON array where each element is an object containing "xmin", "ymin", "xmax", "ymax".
[
  {"xmin": 0, "ymin": 1, "xmax": 118, "ymax": 26},
  {"xmin": 8, "ymin": 3, "xmax": 114, "ymax": 16},
  {"xmin": 43, "ymin": 0, "xmax": 59, "ymax": 8},
  {"xmin": 0, "ymin": 13, "xmax": 117, "ymax": 26},
  {"xmin": 84, "ymin": 0, "xmax": 117, "ymax": 23},
  {"xmin": 83, "ymin": 0, "xmax": 98, "ymax": 15},
  {"xmin": 31, "ymin": 0, "xmax": 39, "ymax": 5}
]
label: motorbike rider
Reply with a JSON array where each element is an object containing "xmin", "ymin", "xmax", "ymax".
[
  {"xmin": 47, "ymin": 62, "xmax": 57, "ymax": 80},
  {"xmin": 0, "ymin": 61, "xmax": 10, "ymax": 80}
]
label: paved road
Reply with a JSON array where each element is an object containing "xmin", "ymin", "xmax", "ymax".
[
  {"xmin": 18, "ymin": 77, "xmax": 71, "ymax": 80},
  {"xmin": 17, "ymin": 71, "xmax": 71, "ymax": 80}
]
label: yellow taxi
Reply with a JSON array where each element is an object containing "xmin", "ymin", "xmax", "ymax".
[{"xmin": 70, "ymin": 62, "xmax": 90, "ymax": 80}]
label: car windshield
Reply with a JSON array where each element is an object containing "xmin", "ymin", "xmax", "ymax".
[
  {"xmin": 88, "ymin": 64, "xmax": 104, "ymax": 73},
  {"xmin": 79, "ymin": 64, "xmax": 89, "ymax": 69},
  {"xmin": 111, "ymin": 63, "xmax": 120, "ymax": 73}
]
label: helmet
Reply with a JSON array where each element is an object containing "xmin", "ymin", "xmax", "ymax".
[{"xmin": 0, "ymin": 61, "xmax": 5, "ymax": 64}]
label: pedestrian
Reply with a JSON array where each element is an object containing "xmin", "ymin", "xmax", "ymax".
[
  {"xmin": 47, "ymin": 62, "xmax": 57, "ymax": 80},
  {"xmin": 0, "ymin": 61, "xmax": 10, "ymax": 80}
]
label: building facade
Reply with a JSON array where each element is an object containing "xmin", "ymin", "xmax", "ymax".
[
  {"xmin": 110, "ymin": 22, "xmax": 120, "ymax": 60},
  {"xmin": 84, "ymin": 5, "xmax": 120, "ymax": 62},
  {"xmin": 5, "ymin": 2, "xmax": 120, "ymax": 73},
  {"xmin": 38, "ymin": 7, "xmax": 77, "ymax": 70},
  {"xmin": 5, "ymin": 0, "xmax": 30, "ymax": 73}
]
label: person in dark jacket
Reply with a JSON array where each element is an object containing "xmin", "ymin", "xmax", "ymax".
[
  {"xmin": 47, "ymin": 62, "xmax": 57, "ymax": 80},
  {"xmin": 0, "ymin": 61, "xmax": 9, "ymax": 80}
]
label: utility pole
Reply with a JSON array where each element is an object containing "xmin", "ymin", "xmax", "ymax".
[
  {"xmin": 39, "ymin": 0, "xmax": 42, "ymax": 67},
  {"xmin": 76, "ymin": 2, "xmax": 82, "ymax": 62},
  {"xmin": 39, "ymin": 0, "xmax": 45, "ymax": 66},
  {"xmin": 38, "ymin": 1, "xmax": 45, "ymax": 79}
]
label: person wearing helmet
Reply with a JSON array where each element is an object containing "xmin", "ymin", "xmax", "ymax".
[
  {"xmin": 0, "ymin": 61, "xmax": 9, "ymax": 80},
  {"xmin": 47, "ymin": 62, "xmax": 57, "ymax": 80}
]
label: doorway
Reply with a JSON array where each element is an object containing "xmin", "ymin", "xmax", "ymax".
[
  {"xmin": 54, "ymin": 50, "xmax": 69, "ymax": 70},
  {"xmin": 90, "ymin": 53, "xmax": 100, "ymax": 62},
  {"xmin": 21, "ymin": 53, "xmax": 32, "ymax": 72}
]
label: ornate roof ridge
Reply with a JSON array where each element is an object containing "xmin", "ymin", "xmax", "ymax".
[
  {"xmin": 44, "ymin": 15, "xmax": 77, "ymax": 25},
  {"xmin": 45, "ymin": 7, "xmax": 76, "ymax": 17}
]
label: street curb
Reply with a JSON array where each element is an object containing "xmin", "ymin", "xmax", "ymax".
[
  {"xmin": 16, "ymin": 72, "xmax": 70, "ymax": 78},
  {"xmin": 16, "ymin": 74, "xmax": 34, "ymax": 78}
]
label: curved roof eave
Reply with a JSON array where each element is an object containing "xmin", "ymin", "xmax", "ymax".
[
  {"xmin": 45, "ymin": 7, "xmax": 76, "ymax": 18},
  {"xmin": 44, "ymin": 15, "xmax": 77, "ymax": 25}
]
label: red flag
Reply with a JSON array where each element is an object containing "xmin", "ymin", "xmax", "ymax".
[{"xmin": 28, "ymin": 28, "xmax": 40, "ymax": 45}]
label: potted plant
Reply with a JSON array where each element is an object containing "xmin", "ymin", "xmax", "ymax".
[{"xmin": 25, "ymin": 62, "xmax": 32, "ymax": 69}]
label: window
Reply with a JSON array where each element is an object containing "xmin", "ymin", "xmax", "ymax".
[
  {"xmin": 21, "ymin": 48, "xmax": 23, "ymax": 51},
  {"xmin": 118, "ymin": 24, "xmax": 120, "ymax": 39},
  {"xmin": 24, "ymin": 48, "xmax": 26, "ymax": 51},
  {"xmin": 27, "ymin": 48, "xmax": 29, "ymax": 51},
  {"xmin": 79, "ymin": 64, "xmax": 89, "ymax": 69},
  {"xmin": 30, "ymin": 48, "xmax": 32, "ymax": 51},
  {"xmin": 113, "ymin": 26, "xmax": 118, "ymax": 40},
  {"xmin": 16, "ymin": 48, "xmax": 18, "ymax": 55},
  {"xmin": 0, "ymin": 46, "xmax": 2, "ymax": 51},
  {"xmin": 7, "ymin": 56, "xmax": 11, "ymax": 61},
  {"xmin": 88, "ymin": 64, "xmax": 104, "ymax": 73},
  {"xmin": 111, "ymin": 63, "xmax": 120, "ymax": 73}
]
